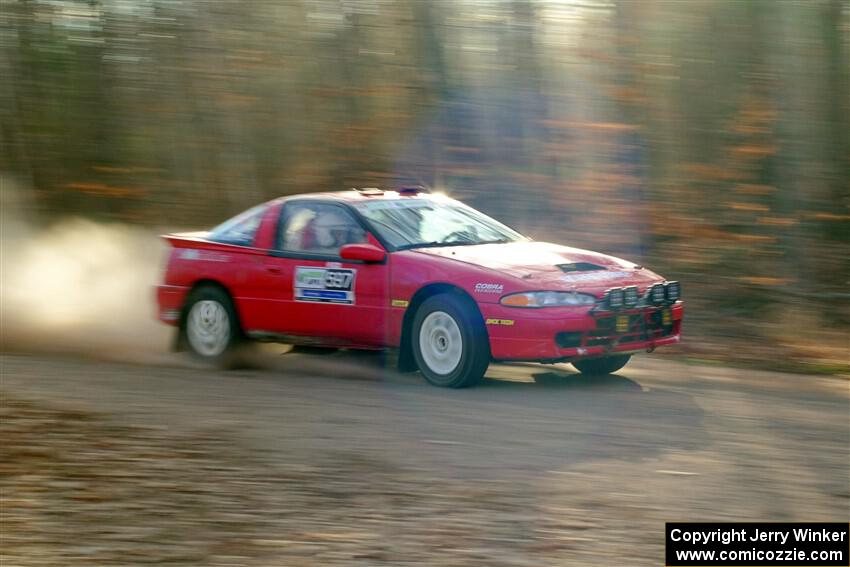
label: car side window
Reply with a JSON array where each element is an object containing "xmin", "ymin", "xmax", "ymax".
[
  {"xmin": 208, "ymin": 204, "xmax": 267, "ymax": 246},
  {"xmin": 279, "ymin": 203, "xmax": 367, "ymax": 256}
]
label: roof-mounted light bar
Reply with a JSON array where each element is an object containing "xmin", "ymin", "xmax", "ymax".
[
  {"xmin": 353, "ymin": 187, "xmax": 384, "ymax": 196},
  {"xmin": 602, "ymin": 282, "xmax": 682, "ymax": 311},
  {"xmin": 397, "ymin": 185, "xmax": 426, "ymax": 195}
]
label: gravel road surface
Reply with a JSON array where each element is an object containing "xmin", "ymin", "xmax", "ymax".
[{"xmin": 1, "ymin": 351, "xmax": 848, "ymax": 566}]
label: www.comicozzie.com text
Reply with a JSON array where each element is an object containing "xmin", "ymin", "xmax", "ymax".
[{"xmin": 670, "ymin": 527, "xmax": 848, "ymax": 546}]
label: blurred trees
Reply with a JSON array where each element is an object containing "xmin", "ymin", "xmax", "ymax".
[{"xmin": 1, "ymin": 0, "xmax": 847, "ymax": 365}]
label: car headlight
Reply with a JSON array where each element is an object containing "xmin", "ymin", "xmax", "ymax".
[
  {"xmin": 500, "ymin": 291, "xmax": 597, "ymax": 308},
  {"xmin": 606, "ymin": 287, "xmax": 625, "ymax": 309},
  {"xmin": 623, "ymin": 286, "xmax": 639, "ymax": 308},
  {"xmin": 648, "ymin": 283, "xmax": 666, "ymax": 305},
  {"xmin": 665, "ymin": 281, "xmax": 681, "ymax": 302}
]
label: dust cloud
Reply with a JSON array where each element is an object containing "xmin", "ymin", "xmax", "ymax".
[
  {"xmin": 1, "ymin": 177, "xmax": 172, "ymax": 364},
  {"xmin": 0, "ymin": 178, "xmax": 389, "ymax": 378},
  {"xmin": 0, "ymin": 177, "xmax": 398, "ymax": 378}
]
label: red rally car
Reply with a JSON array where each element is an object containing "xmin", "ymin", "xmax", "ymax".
[{"xmin": 157, "ymin": 188, "xmax": 683, "ymax": 388}]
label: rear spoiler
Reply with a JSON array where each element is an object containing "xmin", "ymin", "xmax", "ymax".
[
  {"xmin": 161, "ymin": 231, "xmax": 265, "ymax": 255},
  {"xmin": 161, "ymin": 231, "xmax": 211, "ymax": 248}
]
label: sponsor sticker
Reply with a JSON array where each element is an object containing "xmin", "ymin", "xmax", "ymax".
[
  {"xmin": 485, "ymin": 318, "xmax": 514, "ymax": 326},
  {"xmin": 475, "ymin": 283, "xmax": 504, "ymax": 294},
  {"xmin": 179, "ymin": 249, "xmax": 230, "ymax": 262},
  {"xmin": 294, "ymin": 266, "xmax": 356, "ymax": 305}
]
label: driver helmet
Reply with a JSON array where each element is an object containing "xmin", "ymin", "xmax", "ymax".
[{"xmin": 313, "ymin": 210, "xmax": 362, "ymax": 249}]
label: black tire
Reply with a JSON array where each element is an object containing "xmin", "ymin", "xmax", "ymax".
[
  {"xmin": 572, "ymin": 354, "xmax": 631, "ymax": 375},
  {"xmin": 411, "ymin": 293, "xmax": 490, "ymax": 388},
  {"xmin": 181, "ymin": 285, "xmax": 243, "ymax": 368}
]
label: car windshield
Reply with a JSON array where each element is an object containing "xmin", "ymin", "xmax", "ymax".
[{"xmin": 354, "ymin": 197, "xmax": 527, "ymax": 250}]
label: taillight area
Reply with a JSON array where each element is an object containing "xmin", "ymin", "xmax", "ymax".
[{"xmin": 160, "ymin": 246, "xmax": 178, "ymax": 285}]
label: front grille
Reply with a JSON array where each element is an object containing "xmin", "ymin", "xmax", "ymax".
[
  {"xmin": 594, "ymin": 314, "xmax": 642, "ymax": 334},
  {"xmin": 555, "ymin": 307, "xmax": 674, "ymax": 351},
  {"xmin": 555, "ymin": 332, "xmax": 582, "ymax": 348}
]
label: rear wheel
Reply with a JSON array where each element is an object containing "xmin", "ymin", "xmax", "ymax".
[
  {"xmin": 572, "ymin": 354, "xmax": 631, "ymax": 375},
  {"xmin": 412, "ymin": 294, "xmax": 489, "ymax": 388},
  {"xmin": 182, "ymin": 286, "xmax": 242, "ymax": 367}
]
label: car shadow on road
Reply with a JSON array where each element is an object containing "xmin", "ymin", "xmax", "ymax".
[
  {"xmin": 349, "ymin": 362, "xmax": 710, "ymax": 477},
  {"xmin": 481, "ymin": 369, "xmax": 644, "ymax": 391},
  {"xmin": 232, "ymin": 349, "xmax": 709, "ymax": 468},
  {"xmin": 251, "ymin": 349, "xmax": 643, "ymax": 391}
]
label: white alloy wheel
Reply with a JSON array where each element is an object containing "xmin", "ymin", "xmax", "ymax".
[
  {"xmin": 418, "ymin": 310, "xmax": 463, "ymax": 375},
  {"xmin": 187, "ymin": 299, "xmax": 231, "ymax": 357}
]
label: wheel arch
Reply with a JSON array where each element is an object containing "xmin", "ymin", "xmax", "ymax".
[
  {"xmin": 397, "ymin": 282, "xmax": 488, "ymax": 372},
  {"xmin": 176, "ymin": 278, "xmax": 241, "ymax": 351}
]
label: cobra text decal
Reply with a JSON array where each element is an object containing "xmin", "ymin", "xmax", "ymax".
[{"xmin": 475, "ymin": 283, "xmax": 504, "ymax": 294}]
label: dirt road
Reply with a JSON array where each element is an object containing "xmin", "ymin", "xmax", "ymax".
[{"xmin": 1, "ymin": 351, "xmax": 848, "ymax": 566}]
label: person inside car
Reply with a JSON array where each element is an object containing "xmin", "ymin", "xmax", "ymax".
[{"xmin": 299, "ymin": 208, "xmax": 366, "ymax": 255}]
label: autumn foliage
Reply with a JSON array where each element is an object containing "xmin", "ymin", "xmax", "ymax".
[{"xmin": 1, "ymin": 0, "xmax": 847, "ymax": 370}]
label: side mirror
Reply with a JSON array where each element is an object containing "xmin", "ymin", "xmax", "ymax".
[{"xmin": 339, "ymin": 243, "xmax": 386, "ymax": 263}]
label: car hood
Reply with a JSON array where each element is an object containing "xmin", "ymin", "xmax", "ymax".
[{"xmin": 416, "ymin": 241, "xmax": 663, "ymax": 294}]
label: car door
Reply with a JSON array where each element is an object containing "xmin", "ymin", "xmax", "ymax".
[{"xmin": 259, "ymin": 200, "xmax": 390, "ymax": 347}]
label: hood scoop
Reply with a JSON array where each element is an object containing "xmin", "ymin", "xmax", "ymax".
[{"xmin": 557, "ymin": 262, "xmax": 607, "ymax": 273}]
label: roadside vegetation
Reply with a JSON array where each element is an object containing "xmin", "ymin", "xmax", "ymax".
[{"xmin": 2, "ymin": 0, "xmax": 847, "ymax": 372}]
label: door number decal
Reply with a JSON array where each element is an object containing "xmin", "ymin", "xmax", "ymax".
[{"xmin": 294, "ymin": 266, "xmax": 356, "ymax": 305}]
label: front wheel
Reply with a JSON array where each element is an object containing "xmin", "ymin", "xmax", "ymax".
[
  {"xmin": 182, "ymin": 285, "xmax": 242, "ymax": 367},
  {"xmin": 411, "ymin": 294, "xmax": 490, "ymax": 388},
  {"xmin": 572, "ymin": 354, "xmax": 631, "ymax": 375}
]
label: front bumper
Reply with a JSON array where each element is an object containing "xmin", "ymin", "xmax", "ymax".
[{"xmin": 482, "ymin": 301, "xmax": 683, "ymax": 362}]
